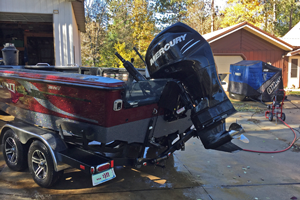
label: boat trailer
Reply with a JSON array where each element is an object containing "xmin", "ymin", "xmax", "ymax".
[{"xmin": 0, "ymin": 22, "xmax": 248, "ymax": 188}]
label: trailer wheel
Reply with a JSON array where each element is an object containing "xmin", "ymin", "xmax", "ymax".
[
  {"xmin": 268, "ymin": 112, "xmax": 273, "ymax": 121},
  {"xmin": 2, "ymin": 129, "xmax": 27, "ymax": 171},
  {"xmin": 28, "ymin": 141, "xmax": 63, "ymax": 188},
  {"xmin": 281, "ymin": 113, "xmax": 286, "ymax": 121}
]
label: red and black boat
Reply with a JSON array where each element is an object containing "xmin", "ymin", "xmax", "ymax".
[{"xmin": 0, "ymin": 22, "xmax": 247, "ymax": 188}]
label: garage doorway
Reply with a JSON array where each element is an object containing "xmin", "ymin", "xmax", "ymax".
[
  {"xmin": 0, "ymin": 13, "xmax": 54, "ymax": 65},
  {"xmin": 214, "ymin": 55, "xmax": 244, "ymax": 90}
]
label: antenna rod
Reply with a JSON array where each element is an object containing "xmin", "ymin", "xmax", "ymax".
[{"xmin": 133, "ymin": 47, "xmax": 147, "ymax": 67}]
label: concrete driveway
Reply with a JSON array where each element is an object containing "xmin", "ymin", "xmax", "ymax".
[{"xmin": 0, "ymin": 96, "xmax": 300, "ymax": 200}]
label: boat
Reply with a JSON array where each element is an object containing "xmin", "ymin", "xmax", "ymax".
[{"xmin": 0, "ymin": 22, "xmax": 248, "ymax": 188}]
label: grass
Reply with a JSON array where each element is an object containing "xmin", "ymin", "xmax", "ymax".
[
  {"xmin": 285, "ymin": 90, "xmax": 300, "ymax": 96},
  {"xmin": 225, "ymin": 91, "xmax": 267, "ymax": 113},
  {"xmin": 228, "ymin": 90, "xmax": 300, "ymax": 112},
  {"xmin": 229, "ymin": 98, "xmax": 266, "ymax": 113}
]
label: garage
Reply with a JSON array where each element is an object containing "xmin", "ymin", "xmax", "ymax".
[
  {"xmin": 203, "ymin": 22, "xmax": 293, "ymax": 88},
  {"xmin": 0, "ymin": 0, "xmax": 85, "ymax": 66},
  {"xmin": 214, "ymin": 55, "xmax": 244, "ymax": 90},
  {"xmin": 0, "ymin": 13, "xmax": 54, "ymax": 65}
]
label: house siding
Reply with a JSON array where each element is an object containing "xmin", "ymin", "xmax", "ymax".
[
  {"xmin": 0, "ymin": 0, "xmax": 57, "ymax": 14},
  {"xmin": 71, "ymin": 5, "xmax": 81, "ymax": 66},
  {"xmin": 210, "ymin": 29, "xmax": 288, "ymax": 86}
]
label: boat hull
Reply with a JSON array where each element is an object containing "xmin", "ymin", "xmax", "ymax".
[{"xmin": 0, "ymin": 70, "xmax": 191, "ymax": 144}]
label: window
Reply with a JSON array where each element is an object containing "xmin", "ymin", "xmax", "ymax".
[
  {"xmin": 124, "ymin": 80, "xmax": 168, "ymax": 108},
  {"xmin": 291, "ymin": 59, "xmax": 298, "ymax": 78}
]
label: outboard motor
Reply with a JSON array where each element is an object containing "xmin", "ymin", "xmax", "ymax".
[{"xmin": 146, "ymin": 22, "xmax": 247, "ymax": 152}]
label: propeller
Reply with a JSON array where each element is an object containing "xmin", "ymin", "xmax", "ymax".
[{"xmin": 228, "ymin": 122, "xmax": 249, "ymax": 143}]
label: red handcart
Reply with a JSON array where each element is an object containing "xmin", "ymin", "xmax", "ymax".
[{"xmin": 265, "ymin": 89, "xmax": 286, "ymax": 122}]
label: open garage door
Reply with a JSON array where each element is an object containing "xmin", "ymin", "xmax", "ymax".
[
  {"xmin": 214, "ymin": 55, "xmax": 244, "ymax": 90},
  {"xmin": 0, "ymin": 13, "xmax": 54, "ymax": 65}
]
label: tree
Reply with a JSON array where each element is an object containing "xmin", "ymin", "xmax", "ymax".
[
  {"xmin": 129, "ymin": 0, "xmax": 156, "ymax": 68},
  {"xmin": 211, "ymin": 0, "xmax": 214, "ymax": 32},
  {"xmin": 274, "ymin": 0, "xmax": 300, "ymax": 36},
  {"xmin": 184, "ymin": 0, "xmax": 210, "ymax": 35},
  {"xmin": 184, "ymin": 0, "xmax": 223, "ymax": 35},
  {"xmin": 262, "ymin": 0, "xmax": 276, "ymax": 35},
  {"xmin": 220, "ymin": 0, "xmax": 264, "ymax": 28},
  {"xmin": 98, "ymin": 0, "xmax": 134, "ymax": 68},
  {"xmin": 261, "ymin": 0, "xmax": 300, "ymax": 36},
  {"xmin": 81, "ymin": 0, "xmax": 108, "ymax": 67},
  {"xmin": 153, "ymin": 0, "xmax": 188, "ymax": 29},
  {"xmin": 219, "ymin": 0, "xmax": 300, "ymax": 37},
  {"xmin": 97, "ymin": 0, "xmax": 156, "ymax": 68}
]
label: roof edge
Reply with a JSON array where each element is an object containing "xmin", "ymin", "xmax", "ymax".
[
  {"xmin": 71, "ymin": 0, "xmax": 86, "ymax": 33},
  {"xmin": 207, "ymin": 22, "xmax": 293, "ymax": 51},
  {"xmin": 287, "ymin": 48, "xmax": 300, "ymax": 56},
  {"xmin": 206, "ymin": 22, "xmax": 247, "ymax": 42}
]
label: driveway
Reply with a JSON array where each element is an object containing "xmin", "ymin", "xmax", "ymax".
[{"xmin": 0, "ymin": 96, "xmax": 300, "ymax": 200}]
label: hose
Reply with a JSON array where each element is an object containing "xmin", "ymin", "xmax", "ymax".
[{"xmin": 242, "ymin": 117, "xmax": 297, "ymax": 153}]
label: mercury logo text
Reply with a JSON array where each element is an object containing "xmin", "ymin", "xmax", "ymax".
[{"xmin": 150, "ymin": 34, "xmax": 187, "ymax": 66}]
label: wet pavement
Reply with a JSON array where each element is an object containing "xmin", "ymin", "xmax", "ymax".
[{"xmin": 0, "ymin": 96, "xmax": 300, "ymax": 200}]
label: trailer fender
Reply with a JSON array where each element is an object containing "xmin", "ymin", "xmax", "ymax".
[{"xmin": 0, "ymin": 121, "xmax": 69, "ymax": 171}]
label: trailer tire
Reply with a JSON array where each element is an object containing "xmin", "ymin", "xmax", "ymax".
[
  {"xmin": 281, "ymin": 113, "xmax": 286, "ymax": 121},
  {"xmin": 28, "ymin": 140, "xmax": 63, "ymax": 188},
  {"xmin": 2, "ymin": 129, "xmax": 27, "ymax": 171},
  {"xmin": 268, "ymin": 112, "xmax": 273, "ymax": 121}
]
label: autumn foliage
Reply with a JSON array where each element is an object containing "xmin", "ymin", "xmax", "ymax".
[
  {"xmin": 220, "ymin": 0, "xmax": 264, "ymax": 28},
  {"xmin": 81, "ymin": 0, "xmax": 300, "ymax": 68}
]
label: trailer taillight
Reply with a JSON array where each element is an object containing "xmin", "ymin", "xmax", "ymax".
[
  {"xmin": 80, "ymin": 165, "xmax": 85, "ymax": 170},
  {"xmin": 96, "ymin": 163, "xmax": 110, "ymax": 173}
]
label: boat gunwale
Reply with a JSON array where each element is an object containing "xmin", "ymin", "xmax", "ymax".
[{"xmin": 0, "ymin": 70, "xmax": 126, "ymax": 90}]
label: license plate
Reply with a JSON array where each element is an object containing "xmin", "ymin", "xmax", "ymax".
[{"xmin": 92, "ymin": 168, "xmax": 116, "ymax": 186}]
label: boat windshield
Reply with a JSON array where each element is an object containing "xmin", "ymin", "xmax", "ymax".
[{"xmin": 124, "ymin": 79, "xmax": 168, "ymax": 107}]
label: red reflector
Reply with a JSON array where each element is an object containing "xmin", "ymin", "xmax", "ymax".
[
  {"xmin": 97, "ymin": 163, "xmax": 110, "ymax": 173},
  {"xmin": 110, "ymin": 160, "xmax": 114, "ymax": 168},
  {"xmin": 90, "ymin": 166, "xmax": 95, "ymax": 174},
  {"xmin": 80, "ymin": 165, "xmax": 85, "ymax": 170}
]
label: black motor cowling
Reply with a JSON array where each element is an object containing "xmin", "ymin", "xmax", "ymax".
[{"xmin": 146, "ymin": 22, "xmax": 240, "ymax": 151}]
